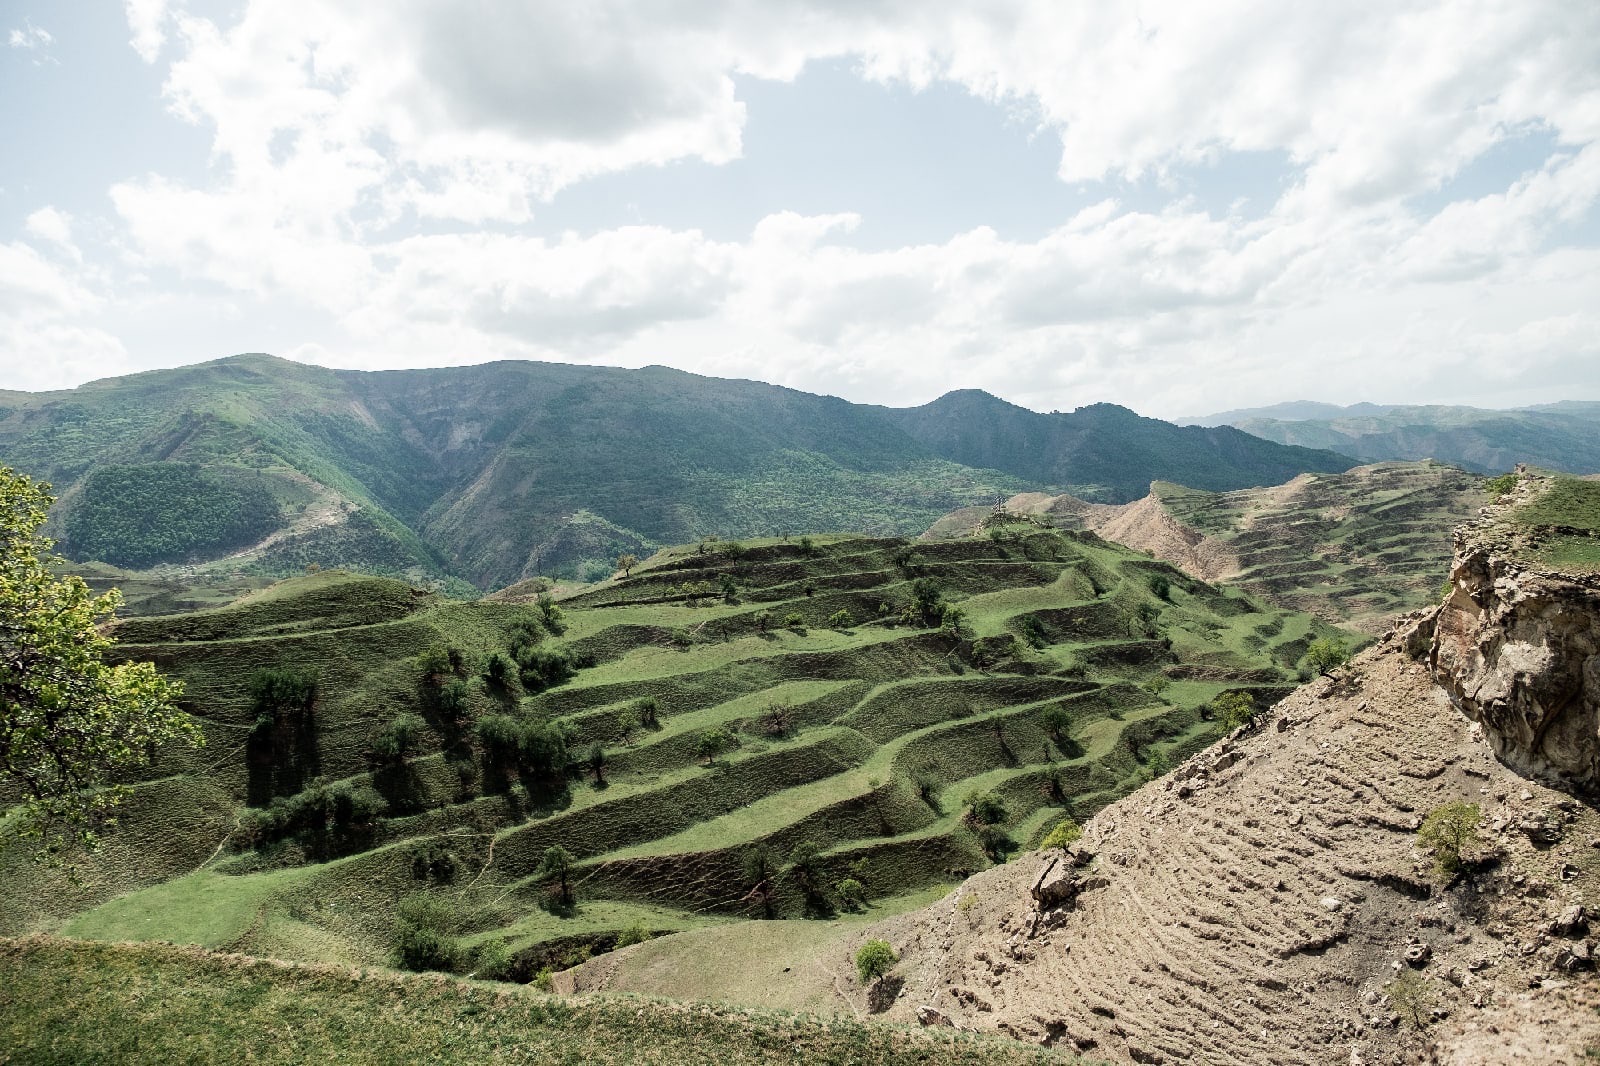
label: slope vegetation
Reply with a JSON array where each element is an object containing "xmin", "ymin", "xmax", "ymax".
[
  {"xmin": 928, "ymin": 461, "xmax": 1483, "ymax": 633},
  {"xmin": 0, "ymin": 530, "xmax": 1346, "ymax": 989},
  {"xmin": 575, "ymin": 639, "xmax": 1600, "ymax": 1063},
  {"xmin": 0, "ymin": 936, "xmax": 1064, "ymax": 1066},
  {"xmin": 0, "ymin": 354, "xmax": 1351, "ymax": 586}
]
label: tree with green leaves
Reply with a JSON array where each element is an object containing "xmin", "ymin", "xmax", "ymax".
[
  {"xmin": 1040, "ymin": 817, "xmax": 1082, "ymax": 850},
  {"xmin": 963, "ymin": 790, "xmax": 1007, "ymax": 827},
  {"xmin": 616, "ymin": 552, "xmax": 638, "ymax": 577},
  {"xmin": 1304, "ymin": 637, "xmax": 1351, "ymax": 678},
  {"xmin": 537, "ymin": 844, "xmax": 575, "ymax": 906},
  {"xmin": 696, "ymin": 726, "xmax": 735, "ymax": 765},
  {"xmin": 1418, "ymin": 801, "xmax": 1482, "ymax": 879},
  {"xmin": 585, "ymin": 741, "xmax": 608, "ymax": 785},
  {"xmin": 1213, "ymin": 690, "xmax": 1258, "ymax": 731},
  {"xmin": 741, "ymin": 842, "xmax": 778, "ymax": 918},
  {"xmin": 0, "ymin": 467, "xmax": 199, "ymax": 857},
  {"xmin": 1040, "ymin": 705, "xmax": 1072, "ymax": 747},
  {"xmin": 854, "ymin": 939, "xmax": 897, "ymax": 985}
]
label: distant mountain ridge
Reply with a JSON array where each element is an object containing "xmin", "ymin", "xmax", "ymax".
[
  {"xmin": 0, "ymin": 354, "xmax": 1354, "ymax": 587},
  {"xmin": 1185, "ymin": 400, "xmax": 1600, "ymax": 475}
]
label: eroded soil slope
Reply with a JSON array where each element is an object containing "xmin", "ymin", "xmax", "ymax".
[
  {"xmin": 929, "ymin": 461, "xmax": 1482, "ymax": 634},
  {"xmin": 843, "ymin": 639, "xmax": 1600, "ymax": 1064}
]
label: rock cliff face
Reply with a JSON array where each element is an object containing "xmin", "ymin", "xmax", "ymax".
[{"xmin": 1427, "ymin": 475, "xmax": 1600, "ymax": 791}]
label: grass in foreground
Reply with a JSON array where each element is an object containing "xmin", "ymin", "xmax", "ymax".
[{"xmin": 0, "ymin": 937, "xmax": 1068, "ymax": 1066}]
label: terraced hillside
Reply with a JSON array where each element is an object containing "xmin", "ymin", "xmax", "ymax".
[
  {"xmin": 928, "ymin": 461, "xmax": 1483, "ymax": 633},
  {"xmin": 0, "ymin": 530, "xmax": 1346, "ymax": 988},
  {"xmin": 0, "ymin": 353, "xmax": 1352, "ymax": 587}
]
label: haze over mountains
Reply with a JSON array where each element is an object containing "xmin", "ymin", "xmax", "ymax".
[
  {"xmin": 0, "ymin": 354, "xmax": 1354, "ymax": 588},
  {"xmin": 1188, "ymin": 400, "xmax": 1600, "ymax": 475}
]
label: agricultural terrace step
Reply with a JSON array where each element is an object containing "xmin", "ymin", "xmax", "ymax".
[
  {"xmin": 839, "ymin": 675, "xmax": 1101, "ymax": 744},
  {"xmin": 490, "ymin": 728, "xmax": 874, "ymax": 879},
  {"xmin": 109, "ymin": 576, "xmax": 432, "ymax": 644}
]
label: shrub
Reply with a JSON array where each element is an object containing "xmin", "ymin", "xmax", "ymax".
[
  {"xmin": 473, "ymin": 939, "xmax": 513, "ymax": 980},
  {"xmin": 798, "ymin": 535, "xmax": 817, "ymax": 555},
  {"xmin": 1040, "ymin": 817, "xmax": 1082, "ymax": 850},
  {"xmin": 436, "ymin": 678, "xmax": 470, "ymax": 718},
  {"xmin": 633, "ymin": 696, "xmax": 660, "ymax": 729},
  {"xmin": 741, "ymin": 842, "xmax": 777, "ymax": 886},
  {"xmin": 1387, "ymin": 968, "xmax": 1434, "ymax": 1030},
  {"xmin": 783, "ymin": 612, "xmax": 805, "ymax": 631},
  {"xmin": 481, "ymin": 651, "xmax": 517, "ymax": 694},
  {"xmin": 910, "ymin": 764, "xmax": 941, "ymax": 808},
  {"xmin": 854, "ymin": 939, "xmax": 896, "ymax": 985},
  {"xmin": 977, "ymin": 824, "xmax": 1012, "ymax": 861},
  {"xmin": 835, "ymin": 878, "xmax": 867, "ymax": 911},
  {"xmin": 1040, "ymin": 706, "xmax": 1072, "ymax": 744},
  {"xmin": 1483, "ymin": 472, "xmax": 1518, "ymax": 499},
  {"xmin": 1418, "ymin": 801, "xmax": 1482, "ymax": 878},
  {"xmin": 372, "ymin": 714, "xmax": 425, "ymax": 762},
  {"xmin": 477, "ymin": 714, "xmax": 522, "ymax": 760},
  {"xmin": 248, "ymin": 665, "xmax": 319, "ymax": 717},
  {"xmin": 696, "ymin": 727, "xmax": 736, "ymax": 765},
  {"xmin": 1213, "ymin": 691, "xmax": 1257, "ymax": 731},
  {"xmin": 1147, "ymin": 573, "xmax": 1172, "ymax": 601},
  {"xmin": 535, "ymin": 593, "xmax": 565, "ymax": 634},
  {"xmin": 827, "ymin": 608, "xmax": 854, "ymax": 628},
  {"xmin": 393, "ymin": 894, "xmax": 461, "ymax": 973},
  {"xmin": 538, "ymin": 845, "xmax": 575, "ymax": 906},
  {"xmin": 1142, "ymin": 675, "xmax": 1171, "ymax": 699},
  {"xmin": 963, "ymin": 790, "xmax": 1007, "ymax": 826},
  {"xmin": 787, "ymin": 840, "xmax": 823, "ymax": 886},
  {"xmin": 615, "ymin": 923, "xmax": 653, "ymax": 949},
  {"xmin": 1304, "ymin": 637, "xmax": 1351, "ymax": 677},
  {"xmin": 517, "ymin": 646, "xmax": 577, "ymax": 692},
  {"xmin": 532, "ymin": 967, "xmax": 555, "ymax": 992}
]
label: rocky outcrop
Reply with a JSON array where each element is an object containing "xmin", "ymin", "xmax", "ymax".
[{"xmin": 1428, "ymin": 475, "xmax": 1600, "ymax": 791}]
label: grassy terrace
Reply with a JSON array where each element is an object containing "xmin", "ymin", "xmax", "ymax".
[
  {"xmin": 0, "ymin": 937, "xmax": 1067, "ymax": 1065},
  {"xmin": 1511, "ymin": 475, "xmax": 1600, "ymax": 575},
  {"xmin": 1, "ymin": 527, "xmax": 1346, "ymax": 990}
]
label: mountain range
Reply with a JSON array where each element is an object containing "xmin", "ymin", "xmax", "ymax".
[
  {"xmin": 0, "ymin": 355, "xmax": 1354, "ymax": 588},
  {"xmin": 1186, "ymin": 399, "xmax": 1600, "ymax": 475}
]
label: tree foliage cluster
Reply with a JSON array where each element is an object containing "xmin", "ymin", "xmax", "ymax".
[
  {"xmin": 0, "ymin": 467, "xmax": 197, "ymax": 855},
  {"xmin": 61, "ymin": 463, "xmax": 281, "ymax": 569},
  {"xmin": 477, "ymin": 714, "xmax": 576, "ymax": 782}
]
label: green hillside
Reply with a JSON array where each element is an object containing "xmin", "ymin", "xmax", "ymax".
[
  {"xmin": 1151, "ymin": 461, "xmax": 1484, "ymax": 630},
  {"xmin": 930, "ymin": 461, "xmax": 1483, "ymax": 634},
  {"xmin": 0, "ymin": 354, "xmax": 1354, "ymax": 588},
  {"xmin": 0, "ymin": 937, "xmax": 1065, "ymax": 1065},
  {"xmin": 0, "ymin": 528, "xmax": 1346, "ymax": 995},
  {"xmin": 881, "ymin": 390, "xmax": 1354, "ymax": 500}
]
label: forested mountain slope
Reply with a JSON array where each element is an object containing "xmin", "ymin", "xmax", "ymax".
[
  {"xmin": 0, "ymin": 354, "xmax": 1353, "ymax": 588},
  {"xmin": 1188, "ymin": 400, "xmax": 1600, "ymax": 475}
]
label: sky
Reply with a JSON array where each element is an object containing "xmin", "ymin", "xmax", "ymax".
[{"xmin": 1, "ymin": 1, "xmax": 1597, "ymax": 420}]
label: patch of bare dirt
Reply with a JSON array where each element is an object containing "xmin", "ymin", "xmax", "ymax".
[{"xmin": 838, "ymin": 642, "xmax": 1600, "ymax": 1064}]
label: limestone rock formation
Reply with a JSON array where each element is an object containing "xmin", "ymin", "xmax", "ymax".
[{"xmin": 1427, "ymin": 474, "xmax": 1600, "ymax": 791}]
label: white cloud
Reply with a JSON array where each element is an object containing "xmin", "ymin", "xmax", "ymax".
[
  {"xmin": 7, "ymin": 20, "xmax": 55, "ymax": 63},
  {"xmin": 15, "ymin": 0, "xmax": 1588, "ymax": 417},
  {"xmin": 0, "ymin": 240, "xmax": 131, "ymax": 392},
  {"xmin": 22, "ymin": 207, "xmax": 76, "ymax": 256},
  {"xmin": 124, "ymin": 0, "xmax": 170, "ymax": 63}
]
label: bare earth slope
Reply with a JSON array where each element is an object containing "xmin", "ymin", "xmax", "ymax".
[
  {"xmin": 844, "ymin": 639, "xmax": 1600, "ymax": 1064},
  {"xmin": 927, "ymin": 461, "xmax": 1482, "ymax": 634}
]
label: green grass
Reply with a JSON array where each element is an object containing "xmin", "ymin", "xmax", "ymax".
[
  {"xmin": 0, "ymin": 937, "xmax": 1068, "ymax": 1065},
  {"xmin": 2, "ymin": 525, "xmax": 1338, "ymax": 999},
  {"xmin": 1517, "ymin": 477, "xmax": 1600, "ymax": 533}
]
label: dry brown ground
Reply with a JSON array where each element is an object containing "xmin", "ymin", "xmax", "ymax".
[{"xmin": 830, "ymin": 638, "xmax": 1600, "ymax": 1064}]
